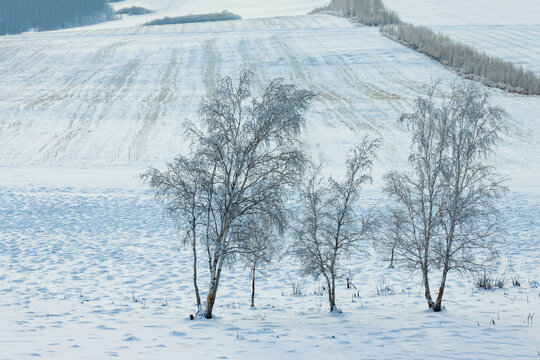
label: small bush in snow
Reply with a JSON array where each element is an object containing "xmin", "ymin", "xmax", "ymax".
[
  {"xmin": 475, "ymin": 272, "xmax": 495, "ymax": 290},
  {"xmin": 287, "ymin": 273, "xmax": 306, "ymax": 296},
  {"xmin": 495, "ymin": 274, "xmax": 507, "ymax": 289},
  {"xmin": 474, "ymin": 271, "xmax": 506, "ymax": 290},
  {"xmin": 376, "ymin": 276, "xmax": 395, "ymax": 296}
]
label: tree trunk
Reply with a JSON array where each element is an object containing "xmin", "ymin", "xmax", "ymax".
[
  {"xmin": 204, "ymin": 254, "xmax": 224, "ymax": 319},
  {"xmin": 435, "ymin": 218, "xmax": 454, "ymax": 312},
  {"xmin": 325, "ymin": 277, "xmax": 334, "ymax": 312},
  {"xmin": 192, "ymin": 228, "xmax": 201, "ymax": 312},
  {"xmin": 422, "ymin": 267, "xmax": 435, "ymax": 309},
  {"xmin": 205, "ymin": 285, "xmax": 217, "ymax": 319},
  {"xmin": 331, "ymin": 274, "xmax": 336, "ymax": 311},
  {"xmin": 433, "ymin": 267, "xmax": 449, "ymax": 312},
  {"xmin": 389, "ymin": 243, "xmax": 395, "ymax": 268},
  {"xmin": 250, "ymin": 262, "xmax": 256, "ymax": 308}
]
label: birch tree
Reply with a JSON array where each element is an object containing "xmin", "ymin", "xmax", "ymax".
[
  {"xmin": 432, "ymin": 83, "xmax": 507, "ymax": 310},
  {"xmin": 293, "ymin": 138, "xmax": 379, "ymax": 312},
  {"xmin": 192, "ymin": 69, "xmax": 314, "ymax": 318},
  {"xmin": 234, "ymin": 214, "xmax": 282, "ymax": 308},
  {"xmin": 383, "ymin": 82, "xmax": 507, "ymax": 311},
  {"xmin": 145, "ymin": 69, "xmax": 315, "ymax": 318},
  {"xmin": 142, "ymin": 157, "xmax": 206, "ymax": 313},
  {"xmin": 376, "ymin": 208, "xmax": 405, "ymax": 268}
]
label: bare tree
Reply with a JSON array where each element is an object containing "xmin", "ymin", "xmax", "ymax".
[
  {"xmin": 234, "ymin": 214, "xmax": 282, "ymax": 308},
  {"xmin": 145, "ymin": 69, "xmax": 315, "ymax": 319},
  {"xmin": 383, "ymin": 82, "xmax": 508, "ymax": 311},
  {"xmin": 142, "ymin": 157, "xmax": 206, "ymax": 313},
  {"xmin": 193, "ymin": 69, "xmax": 314, "ymax": 318},
  {"xmin": 383, "ymin": 83, "xmax": 447, "ymax": 308},
  {"xmin": 376, "ymin": 208, "xmax": 405, "ymax": 268},
  {"xmin": 293, "ymin": 138, "xmax": 379, "ymax": 312},
  {"xmin": 432, "ymin": 83, "xmax": 508, "ymax": 309}
]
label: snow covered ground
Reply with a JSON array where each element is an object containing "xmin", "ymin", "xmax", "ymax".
[
  {"xmin": 1, "ymin": 185, "xmax": 539, "ymax": 359},
  {"xmin": 383, "ymin": 0, "xmax": 540, "ymax": 74},
  {"xmin": 1, "ymin": 1, "xmax": 540, "ymax": 359}
]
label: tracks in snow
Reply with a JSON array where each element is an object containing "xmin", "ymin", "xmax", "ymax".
[{"xmin": 0, "ymin": 14, "xmax": 538, "ymax": 184}]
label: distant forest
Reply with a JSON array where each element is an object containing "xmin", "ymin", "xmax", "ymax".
[
  {"xmin": 144, "ymin": 11, "xmax": 241, "ymax": 26},
  {"xmin": 0, "ymin": 0, "xmax": 115, "ymax": 35}
]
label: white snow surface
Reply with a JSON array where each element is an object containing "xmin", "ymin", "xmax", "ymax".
[
  {"xmin": 1, "ymin": 186, "xmax": 539, "ymax": 359},
  {"xmin": 1, "ymin": 2, "xmax": 540, "ymax": 359}
]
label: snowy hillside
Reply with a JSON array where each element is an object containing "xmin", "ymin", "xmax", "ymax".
[
  {"xmin": 0, "ymin": 14, "xmax": 538, "ymax": 187},
  {"xmin": 1, "ymin": 1, "xmax": 539, "ymax": 359},
  {"xmin": 382, "ymin": 0, "xmax": 540, "ymax": 26},
  {"xmin": 104, "ymin": 0, "xmax": 327, "ymax": 28}
]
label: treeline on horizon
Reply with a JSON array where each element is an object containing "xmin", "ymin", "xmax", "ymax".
[
  {"xmin": 144, "ymin": 11, "xmax": 241, "ymax": 26},
  {"xmin": 327, "ymin": 0, "xmax": 400, "ymax": 25},
  {"xmin": 380, "ymin": 24, "xmax": 540, "ymax": 95},
  {"xmin": 0, "ymin": 0, "xmax": 115, "ymax": 35}
]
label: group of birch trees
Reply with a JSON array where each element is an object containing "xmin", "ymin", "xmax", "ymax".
[
  {"xmin": 143, "ymin": 70, "xmax": 315, "ymax": 318},
  {"xmin": 144, "ymin": 71, "xmax": 508, "ymax": 318},
  {"xmin": 381, "ymin": 82, "xmax": 508, "ymax": 311}
]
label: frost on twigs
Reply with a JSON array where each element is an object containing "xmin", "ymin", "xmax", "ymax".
[{"xmin": 292, "ymin": 137, "xmax": 379, "ymax": 312}]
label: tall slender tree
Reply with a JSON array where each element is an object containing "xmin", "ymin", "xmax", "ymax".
[
  {"xmin": 142, "ymin": 157, "xmax": 206, "ymax": 313},
  {"xmin": 293, "ymin": 138, "xmax": 379, "ymax": 312},
  {"xmin": 234, "ymin": 214, "xmax": 281, "ymax": 308}
]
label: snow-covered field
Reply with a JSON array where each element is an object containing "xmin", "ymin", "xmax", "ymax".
[
  {"xmin": 105, "ymin": 0, "xmax": 327, "ymax": 28},
  {"xmin": 383, "ymin": 0, "xmax": 540, "ymax": 74},
  {"xmin": 1, "ymin": 14, "xmax": 538, "ymax": 184},
  {"xmin": 1, "ymin": 186, "xmax": 539, "ymax": 359},
  {"xmin": 1, "ymin": 1, "xmax": 539, "ymax": 359}
]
